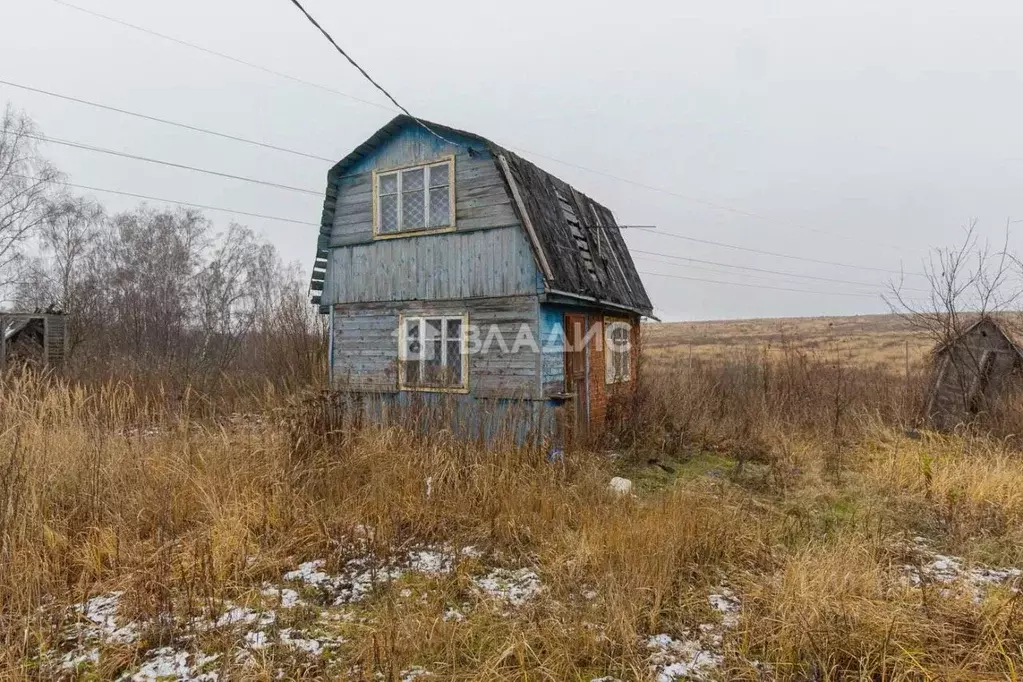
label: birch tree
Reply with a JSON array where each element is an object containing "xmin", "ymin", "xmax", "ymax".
[{"xmin": 0, "ymin": 106, "xmax": 61, "ymax": 294}]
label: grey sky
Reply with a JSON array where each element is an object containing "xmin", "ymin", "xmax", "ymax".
[{"xmin": 4, "ymin": 0, "xmax": 1023, "ymax": 320}]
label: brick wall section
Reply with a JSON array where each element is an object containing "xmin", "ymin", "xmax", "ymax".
[
  {"xmin": 630, "ymin": 320, "xmax": 641, "ymax": 385},
  {"xmin": 587, "ymin": 315, "xmax": 607, "ymax": 438}
]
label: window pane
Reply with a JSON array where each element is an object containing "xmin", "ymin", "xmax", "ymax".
[
  {"xmin": 402, "ymin": 168, "xmax": 424, "ymax": 191},
  {"xmin": 446, "ymin": 340, "xmax": 462, "ymax": 386},
  {"xmin": 405, "ymin": 319, "xmax": 421, "ymax": 357},
  {"xmin": 429, "ymin": 189, "xmax": 450, "ymax": 228},
  {"xmin": 403, "ymin": 360, "xmax": 420, "ymax": 387},
  {"xmin": 379, "ymin": 173, "xmax": 398, "ymax": 195},
  {"xmin": 403, "ymin": 319, "xmax": 421, "ymax": 387},
  {"xmin": 423, "ymin": 339, "xmax": 443, "ymax": 385},
  {"xmin": 424, "ymin": 318, "xmax": 442, "ymax": 341},
  {"xmin": 445, "ymin": 318, "xmax": 461, "ymax": 340},
  {"xmin": 424, "ymin": 318, "xmax": 442, "ymax": 365},
  {"xmin": 614, "ymin": 347, "xmax": 629, "ymax": 380},
  {"xmin": 379, "ymin": 194, "xmax": 398, "ymax": 233},
  {"xmin": 402, "ymin": 190, "xmax": 425, "ymax": 230},
  {"xmin": 429, "ymin": 163, "xmax": 450, "ymax": 187}
]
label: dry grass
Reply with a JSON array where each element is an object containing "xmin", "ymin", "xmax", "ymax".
[
  {"xmin": 645, "ymin": 314, "xmax": 934, "ymax": 370},
  {"xmin": 1, "ymin": 348, "xmax": 1022, "ymax": 680}
]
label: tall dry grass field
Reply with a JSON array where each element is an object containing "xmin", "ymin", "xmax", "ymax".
[
  {"xmin": 1, "ymin": 341, "xmax": 1021, "ymax": 680},
  {"xmin": 644, "ymin": 314, "xmax": 934, "ymax": 370}
]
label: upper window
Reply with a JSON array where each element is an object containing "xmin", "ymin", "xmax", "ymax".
[
  {"xmin": 399, "ymin": 314, "xmax": 467, "ymax": 391},
  {"xmin": 374, "ymin": 158, "xmax": 454, "ymax": 237},
  {"xmin": 605, "ymin": 318, "xmax": 632, "ymax": 384}
]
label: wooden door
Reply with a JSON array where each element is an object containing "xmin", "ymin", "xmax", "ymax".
[{"xmin": 564, "ymin": 313, "xmax": 589, "ymax": 441}]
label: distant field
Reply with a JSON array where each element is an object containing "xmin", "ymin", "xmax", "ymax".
[{"xmin": 644, "ymin": 314, "xmax": 935, "ymax": 369}]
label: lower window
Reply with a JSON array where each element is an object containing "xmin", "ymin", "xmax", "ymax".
[
  {"xmin": 605, "ymin": 318, "xmax": 632, "ymax": 384},
  {"xmin": 399, "ymin": 314, "xmax": 468, "ymax": 390}
]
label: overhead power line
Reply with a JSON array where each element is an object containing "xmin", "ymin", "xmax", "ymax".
[
  {"xmin": 0, "ymin": 79, "xmax": 335, "ymax": 162},
  {"xmin": 23, "ymin": 132, "xmax": 322, "ymax": 197},
  {"xmin": 632, "ymin": 249, "xmax": 929, "ymax": 292},
  {"xmin": 637, "ymin": 227, "xmax": 926, "ymax": 278},
  {"xmin": 507, "ymin": 149, "xmax": 910, "ymax": 252},
  {"xmin": 282, "ymin": 0, "xmax": 464, "ymax": 149},
  {"xmin": 638, "ymin": 270, "xmax": 880, "ymax": 299},
  {"xmin": 46, "ymin": 0, "xmax": 911, "ymax": 255},
  {"xmin": 634, "ymin": 254, "xmax": 881, "ymax": 292},
  {"xmin": 48, "ymin": 0, "xmax": 393, "ymax": 112},
  {"xmin": 35, "ymin": 177, "xmax": 316, "ymax": 225}
]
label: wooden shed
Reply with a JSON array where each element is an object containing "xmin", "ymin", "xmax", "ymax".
[
  {"xmin": 308, "ymin": 116, "xmax": 654, "ymax": 442},
  {"xmin": 926, "ymin": 317, "xmax": 1023, "ymax": 428},
  {"xmin": 0, "ymin": 311, "xmax": 68, "ymax": 369}
]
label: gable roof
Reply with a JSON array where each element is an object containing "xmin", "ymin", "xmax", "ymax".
[
  {"xmin": 932, "ymin": 315, "xmax": 1023, "ymax": 360},
  {"xmin": 310, "ymin": 116, "xmax": 653, "ymax": 316}
]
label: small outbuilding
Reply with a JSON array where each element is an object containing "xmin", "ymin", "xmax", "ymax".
[
  {"xmin": 0, "ymin": 310, "xmax": 68, "ymax": 369},
  {"xmin": 926, "ymin": 317, "xmax": 1023, "ymax": 428}
]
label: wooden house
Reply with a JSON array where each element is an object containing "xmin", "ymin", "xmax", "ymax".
[
  {"xmin": 309, "ymin": 116, "xmax": 653, "ymax": 440},
  {"xmin": 926, "ymin": 317, "xmax": 1023, "ymax": 428}
]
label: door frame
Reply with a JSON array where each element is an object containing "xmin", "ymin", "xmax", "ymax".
[{"xmin": 564, "ymin": 312, "xmax": 590, "ymax": 441}]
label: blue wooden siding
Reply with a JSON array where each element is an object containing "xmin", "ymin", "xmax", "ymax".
[
  {"xmin": 327, "ymin": 227, "xmax": 539, "ymax": 303},
  {"xmin": 343, "ymin": 125, "xmax": 481, "ymax": 177},
  {"xmin": 330, "ymin": 391, "xmax": 558, "ymax": 445},
  {"xmin": 328, "ymin": 155, "xmax": 520, "ymax": 248},
  {"xmin": 539, "ymin": 304, "xmax": 565, "ymax": 395},
  {"xmin": 332, "ymin": 296, "xmax": 541, "ymax": 399},
  {"xmin": 321, "ymin": 124, "xmax": 538, "ymax": 306}
]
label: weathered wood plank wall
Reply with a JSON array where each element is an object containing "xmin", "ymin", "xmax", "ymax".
[
  {"xmin": 322, "ymin": 124, "xmax": 540, "ymax": 306},
  {"xmin": 332, "ymin": 297, "xmax": 541, "ymax": 399},
  {"xmin": 327, "ymin": 227, "xmax": 538, "ymax": 303},
  {"xmin": 928, "ymin": 318, "xmax": 1022, "ymax": 427}
]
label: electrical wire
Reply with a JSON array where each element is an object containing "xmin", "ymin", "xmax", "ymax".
[
  {"xmin": 635, "ymin": 227, "xmax": 925, "ymax": 278},
  {"xmin": 22, "ymin": 132, "xmax": 322, "ymax": 197},
  {"xmin": 638, "ymin": 270, "xmax": 881, "ymax": 298},
  {"xmin": 20, "ymin": 129, "xmax": 919, "ymax": 281},
  {"xmin": 632, "ymin": 249, "xmax": 928, "ymax": 292},
  {"xmin": 48, "ymin": 0, "xmax": 394, "ymax": 112},
  {"xmin": 0, "ymin": 79, "xmax": 334, "ymax": 162},
  {"xmin": 44, "ymin": 0, "xmax": 912, "ymax": 254},
  {"xmin": 29, "ymin": 176, "xmax": 316, "ymax": 225},
  {"xmin": 282, "ymin": 0, "xmax": 464, "ymax": 149},
  {"xmin": 634, "ymin": 254, "xmax": 881, "ymax": 292}
]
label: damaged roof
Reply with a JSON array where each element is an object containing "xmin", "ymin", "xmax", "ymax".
[{"xmin": 310, "ymin": 115, "xmax": 653, "ymax": 316}]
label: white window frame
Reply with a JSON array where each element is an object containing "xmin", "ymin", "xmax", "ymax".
[
  {"xmin": 372, "ymin": 156, "xmax": 456, "ymax": 239},
  {"xmin": 398, "ymin": 313, "xmax": 469, "ymax": 392},
  {"xmin": 604, "ymin": 317, "xmax": 632, "ymax": 384}
]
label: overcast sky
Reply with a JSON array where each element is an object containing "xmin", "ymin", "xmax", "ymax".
[{"xmin": 4, "ymin": 0, "xmax": 1023, "ymax": 320}]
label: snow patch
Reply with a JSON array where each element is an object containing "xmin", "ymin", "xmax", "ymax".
[
  {"xmin": 442, "ymin": 607, "xmax": 466, "ymax": 622},
  {"xmin": 59, "ymin": 648, "xmax": 99, "ymax": 671},
  {"xmin": 473, "ymin": 568, "xmax": 543, "ymax": 606},
  {"xmin": 128, "ymin": 648, "xmax": 219, "ymax": 682},
  {"xmin": 74, "ymin": 592, "xmax": 139, "ymax": 644},
  {"xmin": 401, "ymin": 665, "xmax": 431, "ymax": 681},
  {"xmin": 647, "ymin": 633, "xmax": 723, "ymax": 682},
  {"xmin": 261, "ymin": 586, "xmax": 302, "ymax": 608},
  {"xmin": 215, "ymin": 606, "xmax": 275, "ymax": 629},
  {"xmin": 283, "ymin": 560, "xmax": 333, "ymax": 586},
  {"xmin": 708, "ymin": 587, "xmax": 741, "ymax": 628},
  {"xmin": 901, "ymin": 539, "xmax": 1021, "ymax": 602}
]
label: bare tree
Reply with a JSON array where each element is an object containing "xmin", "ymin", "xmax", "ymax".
[
  {"xmin": 97, "ymin": 206, "xmax": 210, "ymax": 363},
  {"xmin": 38, "ymin": 196, "xmax": 104, "ymax": 310},
  {"xmin": 886, "ymin": 220, "xmax": 1022, "ymax": 424},
  {"xmin": 886, "ymin": 220, "xmax": 1020, "ymax": 346},
  {"xmin": 0, "ymin": 106, "xmax": 61, "ymax": 294},
  {"xmin": 194, "ymin": 223, "xmax": 264, "ymax": 373}
]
